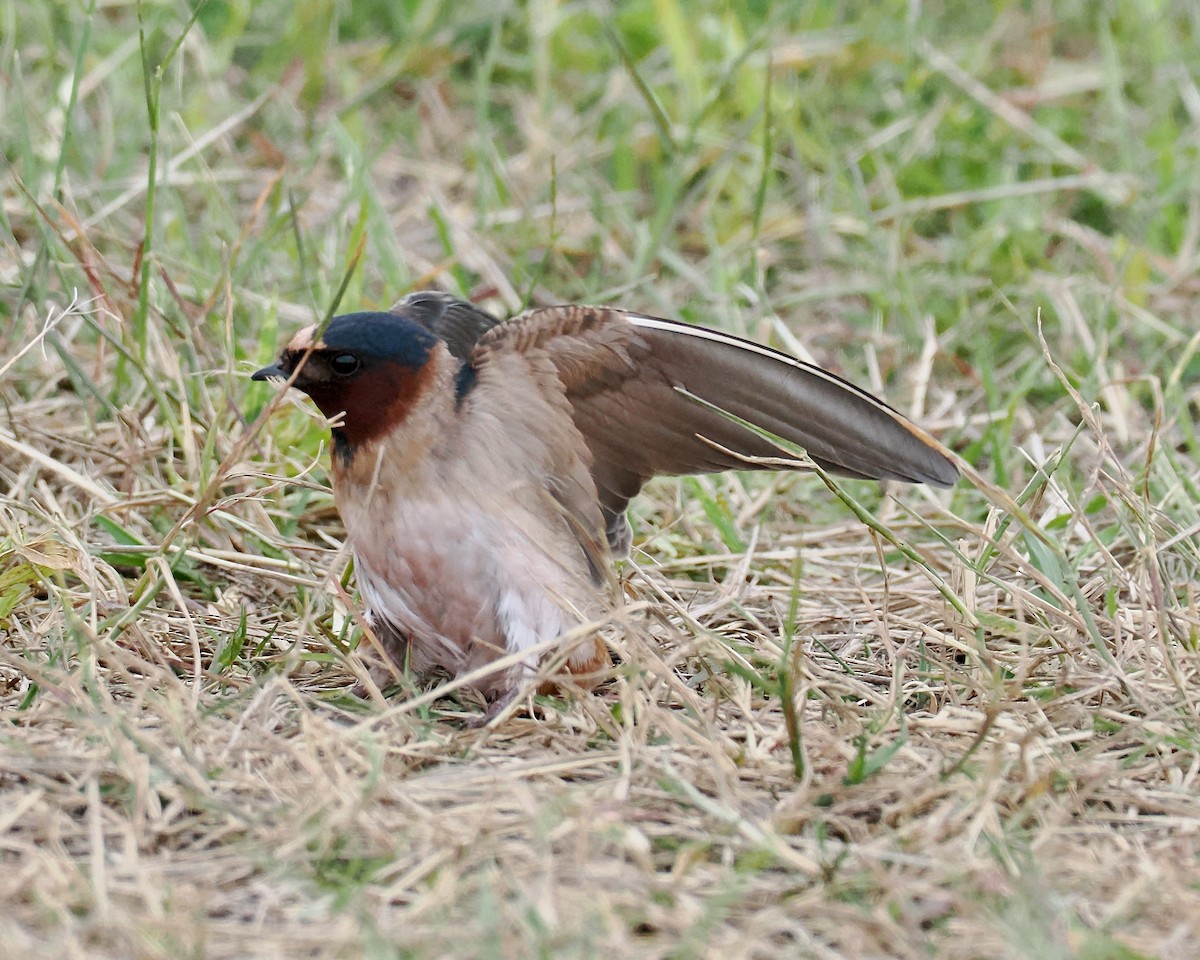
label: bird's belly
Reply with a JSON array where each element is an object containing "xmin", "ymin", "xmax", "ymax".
[{"xmin": 346, "ymin": 500, "xmax": 586, "ymax": 693}]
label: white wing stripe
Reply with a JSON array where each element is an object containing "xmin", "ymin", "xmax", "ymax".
[{"xmin": 625, "ymin": 314, "xmax": 899, "ymax": 415}]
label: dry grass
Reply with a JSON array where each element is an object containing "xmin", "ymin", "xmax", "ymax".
[{"xmin": 4, "ymin": 3, "xmax": 1200, "ymax": 958}]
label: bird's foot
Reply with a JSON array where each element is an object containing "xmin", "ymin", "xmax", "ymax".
[{"xmin": 464, "ymin": 687, "xmax": 523, "ymax": 729}]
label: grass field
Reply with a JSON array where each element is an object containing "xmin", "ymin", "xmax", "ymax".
[{"xmin": 3, "ymin": 1, "xmax": 1199, "ymax": 957}]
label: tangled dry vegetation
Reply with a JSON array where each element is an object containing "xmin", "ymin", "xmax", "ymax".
[{"xmin": 3, "ymin": 4, "xmax": 1200, "ymax": 958}]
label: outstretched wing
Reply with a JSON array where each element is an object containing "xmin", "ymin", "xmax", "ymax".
[{"xmin": 472, "ymin": 304, "xmax": 957, "ymax": 549}]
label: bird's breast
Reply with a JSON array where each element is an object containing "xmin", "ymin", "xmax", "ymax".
[
  {"xmin": 333, "ymin": 454, "xmax": 600, "ymax": 692},
  {"xmin": 352, "ymin": 501, "xmax": 508, "ymax": 667}
]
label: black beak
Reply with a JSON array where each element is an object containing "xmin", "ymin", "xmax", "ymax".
[{"xmin": 252, "ymin": 362, "xmax": 286, "ymax": 382}]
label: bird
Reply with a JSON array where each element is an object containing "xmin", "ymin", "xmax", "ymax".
[{"xmin": 253, "ymin": 291, "xmax": 957, "ymax": 715}]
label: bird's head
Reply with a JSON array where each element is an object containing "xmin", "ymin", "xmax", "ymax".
[{"xmin": 253, "ymin": 311, "xmax": 444, "ymax": 458}]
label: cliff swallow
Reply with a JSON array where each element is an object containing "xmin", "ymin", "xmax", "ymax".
[{"xmin": 254, "ymin": 292, "xmax": 956, "ymax": 712}]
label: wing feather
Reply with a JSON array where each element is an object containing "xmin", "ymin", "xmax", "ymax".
[
  {"xmin": 473, "ymin": 305, "xmax": 957, "ymax": 547},
  {"xmin": 389, "ymin": 291, "xmax": 503, "ymax": 362},
  {"xmin": 415, "ymin": 297, "xmax": 955, "ymax": 556}
]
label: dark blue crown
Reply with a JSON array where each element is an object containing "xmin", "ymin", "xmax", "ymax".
[{"xmin": 321, "ymin": 311, "xmax": 441, "ymax": 368}]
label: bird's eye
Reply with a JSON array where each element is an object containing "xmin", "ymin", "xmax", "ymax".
[{"xmin": 329, "ymin": 353, "xmax": 360, "ymax": 376}]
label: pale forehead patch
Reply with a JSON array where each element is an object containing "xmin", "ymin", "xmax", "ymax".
[{"xmin": 285, "ymin": 324, "xmax": 321, "ymax": 353}]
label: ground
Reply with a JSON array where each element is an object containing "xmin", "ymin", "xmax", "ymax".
[{"xmin": 2, "ymin": 2, "xmax": 1199, "ymax": 958}]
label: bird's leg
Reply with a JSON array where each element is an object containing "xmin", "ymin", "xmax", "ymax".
[
  {"xmin": 351, "ymin": 621, "xmax": 411, "ymax": 698},
  {"xmin": 375, "ymin": 624, "xmax": 411, "ymax": 676},
  {"xmin": 464, "ymin": 687, "xmax": 524, "ymax": 729}
]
